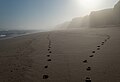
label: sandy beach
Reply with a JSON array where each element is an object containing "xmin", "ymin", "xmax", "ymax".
[{"xmin": 0, "ymin": 27, "xmax": 120, "ymax": 82}]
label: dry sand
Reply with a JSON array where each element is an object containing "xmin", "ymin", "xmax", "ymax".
[{"xmin": 0, "ymin": 27, "xmax": 120, "ymax": 82}]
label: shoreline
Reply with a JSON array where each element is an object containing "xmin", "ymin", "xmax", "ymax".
[{"xmin": 0, "ymin": 30, "xmax": 50, "ymax": 41}]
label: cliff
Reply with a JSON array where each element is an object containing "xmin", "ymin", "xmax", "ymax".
[
  {"xmin": 56, "ymin": 0, "xmax": 120, "ymax": 29},
  {"xmin": 89, "ymin": 0, "xmax": 120, "ymax": 27}
]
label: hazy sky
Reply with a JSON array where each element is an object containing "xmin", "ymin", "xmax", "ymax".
[{"xmin": 0, "ymin": 0, "xmax": 119, "ymax": 30}]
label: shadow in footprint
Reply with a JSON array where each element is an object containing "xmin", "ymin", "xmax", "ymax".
[
  {"xmin": 10, "ymin": 70, "xmax": 13, "ymax": 72},
  {"xmin": 101, "ymin": 43, "xmax": 104, "ymax": 45},
  {"xmin": 107, "ymin": 37, "xmax": 110, "ymax": 39},
  {"xmin": 89, "ymin": 55, "xmax": 94, "ymax": 57},
  {"xmin": 44, "ymin": 66, "xmax": 48, "ymax": 68},
  {"xmin": 47, "ymin": 59, "xmax": 52, "ymax": 61},
  {"xmin": 97, "ymin": 46, "xmax": 100, "ymax": 47},
  {"xmin": 107, "ymin": 36, "xmax": 110, "ymax": 39},
  {"xmin": 49, "ymin": 51, "xmax": 52, "ymax": 53},
  {"xmin": 97, "ymin": 48, "xmax": 100, "ymax": 50},
  {"xmin": 105, "ymin": 39, "xmax": 107, "ymax": 42},
  {"xmin": 83, "ymin": 60, "xmax": 88, "ymax": 63},
  {"xmin": 92, "ymin": 51, "xmax": 95, "ymax": 53},
  {"xmin": 102, "ymin": 42, "xmax": 104, "ymax": 44},
  {"xmin": 85, "ymin": 77, "xmax": 91, "ymax": 82},
  {"xmin": 43, "ymin": 75, "xmax": 49, "ymax": 79},
  {"xmin": 86, "ymin": 67, "xmax": 91, "ymax": 71},
  {"xmin": 47, "ymin": 55, "xmax": 50, "ymax": 57}
]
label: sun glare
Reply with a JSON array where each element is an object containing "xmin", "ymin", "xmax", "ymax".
[{"xmin": 79, "ymin": 0, "xmax": 101, "ymax": 10}]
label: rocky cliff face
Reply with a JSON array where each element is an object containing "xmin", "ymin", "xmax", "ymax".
[
  {"xmin": 89, "ymin": 0, "xmax": 120, "ymax": 27},
  {"xmin": 113, "ymin": 0, "xmax": 120, "ymax": 24},
  {"xmin": 67, "ymin": 15, "xmax": 90, "ymax": 28},
  {"xmin": 68, "ymin": 17, "xmax": 82, "ymax": 28},
  {"xmin": 89, "ymin": 9, "xmax": 114, "ymax": 27},
  {"xmin": 57, "ymin": 0, "xmax": 120, "ymax": 29},
  {"xmin": 114, "ymin": 0, "xmax": 120, "ymax": 14}
]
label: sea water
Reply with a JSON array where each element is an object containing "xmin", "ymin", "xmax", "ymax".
[{"xmin": 0, "ymin": 30, "xmax": 43, "ymax": 40}]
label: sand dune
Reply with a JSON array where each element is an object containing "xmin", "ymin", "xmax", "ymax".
[{"xmin": 0, "ymin": 27, "xmax": 120, "ymax": 82}]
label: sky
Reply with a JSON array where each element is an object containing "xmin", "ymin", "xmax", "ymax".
[{"xmin": 0, "ymin": 0, "xmax": 119, "ymax": 30}]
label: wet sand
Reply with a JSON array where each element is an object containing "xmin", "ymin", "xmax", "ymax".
[{"xmin": 0, "ymin": 27, "xmax": 120, "ymax": 82}]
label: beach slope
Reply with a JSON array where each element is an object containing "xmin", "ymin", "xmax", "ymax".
[{"xmin": 0, "ymin": 27, "xmax": 120, "ymax": 82}]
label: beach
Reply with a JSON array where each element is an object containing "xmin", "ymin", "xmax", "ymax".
[{"xmin": 0, "ymin": 27, "xmax": 120, "ymax": 82}]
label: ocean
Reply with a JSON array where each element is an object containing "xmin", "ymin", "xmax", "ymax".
[{"xmin": 0, "ymin": 30, "xmax": 42, "ymax": 40}]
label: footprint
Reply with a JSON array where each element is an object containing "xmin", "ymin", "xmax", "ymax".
[
  {"xmin": 85, "ymin": 77, "xmax": 91, "ymax": 82},
  {"xmin": 89, "ymin": 55, "xmax": 94, "ymax": 57},
  {"xmin": 102, "ymin": 42, "xmax": 104, "ymax": 44},
  {"xmin": 105, "ymin": 39, "xmax": 107, "ymax": 42},
  {"xmin": 92, "ymin": 51, "xmax": 95, "ymax": 53},
  {"xmin": 47, "ymin": 59, "xmax": 52, "ymax": 61},
  {"xmin": 101, "ymin": 43, "xmax": 104, "ymax": 45},
  {"xmin": 44, "ymin": 66, "xmax": 48, "ymax": 68},
  {"xmin": 49, "ymin": 51, "xmax": 52, "ymax": 53},
  {"xmin": 83, "ymin": 60, "xmax": 88, "ymax": 63},
  {"xmin": 10, "ymin": 70, "xmax": 13, "ymax": 72},
  {"xmin": 107, "ymin": 36, "xmax": 110, "ymax": 39},
  {"xmin": 48, "ymin": 49, "xmax": 50, "ymax": 51},
  {"xmin": 86, "ymin": 67, "xmax": 91, "ymax": 71},
  {"xmin": 97, "ymin": 46, "xmax": 100, "ymax": 47},
  {"xmin": 47, "ymin": 55, "xmax": 50, "ymax": 57},
  {"xmin": 97, "ymin": 48, "xmax": 100, "ymax": 50},
  {"xmin": 43, "ymin": 75, "xmax": 49, "ymax": 79}
]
